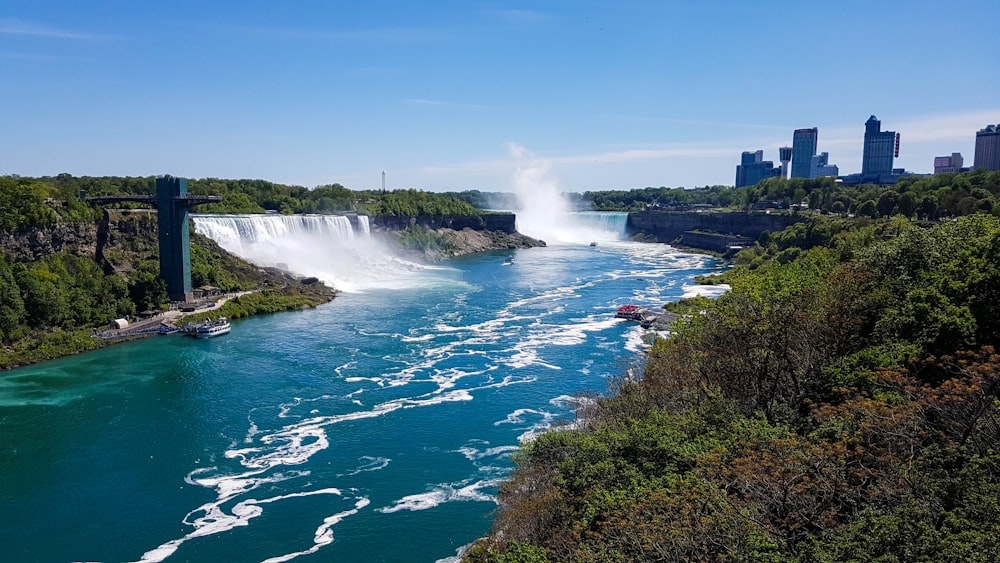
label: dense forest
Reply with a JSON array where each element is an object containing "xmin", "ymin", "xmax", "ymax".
[
  {"xmin": 0, "ymin": 174, "xmax": 488, "ymax": 226},
  {"xmin": 467, "ymin": 211, "xmax": 1000, "ymax": 561}
]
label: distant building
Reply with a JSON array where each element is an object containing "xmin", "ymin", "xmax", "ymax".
[
  {"xmin": 779, "ymin": 146, "xmax": 792, "ymax": 179},
  {"xmin": 791, "ymin": 128, "xmax": 818, "ymax": 179},
  {"xmin": 810, "ymin": 152, "xmax": 839, "ymax": 178},
  {"xmin": 861, "ymin": 115, "xmax": 898, "ymax": 178},
  {"xmin": 974, "ymin": 124, "xmax": 1000, "ymax": 171},
  {"xmin": 934, "ymin": 152, "xmax": 967, "ymax": 174},
  {"xmin": 735, "ymin": 150, "xmax": 781, "ymax": 187}
]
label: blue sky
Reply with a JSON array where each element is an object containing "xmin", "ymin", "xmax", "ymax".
[{"xmin": 2, "ymin": 0, "xmax": 998, "ymax": 192}]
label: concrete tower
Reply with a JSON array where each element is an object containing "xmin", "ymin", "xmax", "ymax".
[
  {"xmin": 156, "ymin": 177, "xmax": 195, "ymax": 302},
  {"xmin": 779, "ymin": 146, "xmax": 792, "ymax": 179}
]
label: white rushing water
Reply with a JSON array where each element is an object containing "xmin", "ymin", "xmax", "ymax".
[
  {"xmin": 192, "ymin": 213, "xmax": 443, "ymax": 293},
  {"xmin": 506, "ymin": 143, "xmax": 630, "ymax": 244}
]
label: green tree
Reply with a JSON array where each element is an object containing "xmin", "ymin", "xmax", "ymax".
[
  {"xmin": 856, "ymin": 200, "xmax": 877, "ymax": 218},
  {"xmin": 0, "ymin": 257, "xmax": 26, "ymax": 341}
]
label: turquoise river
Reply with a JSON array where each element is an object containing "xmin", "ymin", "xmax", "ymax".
[{"xmin": 0, "ymin": 212, "xmax": 728, "ymax": 562}]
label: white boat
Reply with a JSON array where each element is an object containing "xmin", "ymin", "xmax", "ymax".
[{"xmin": 194, "ymin": 317, "xmax": 231, "ymax": 338}]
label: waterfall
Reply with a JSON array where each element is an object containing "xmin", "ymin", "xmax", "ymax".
[
  {"xmin": 568, "ymin": 212, "xmax": 629, "ymax": 241},
  {"xmin": 506, "ymin": 144, "xmax": 628, "ymax": 244},
  {"xmin": 514, "ymin": 211, "xmax": 630, "ymax": 245},
  {"xmin": 192, "ymin": 214, "xmax": 359, "ymax": 254},
  {"xmin": 192, "ymin": 213, "xmax": 439, "ymax": 293},
  {"xmin": 356, "ymin": 214, "xmax": 370, "ymax": 237}
]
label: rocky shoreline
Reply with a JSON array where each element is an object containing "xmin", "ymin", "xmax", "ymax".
[
  {"xmin": 429, "ymin": 227, "xmax": 545, "ymax": 259},
  {"xmin": 379, "ymin": 226, "xmax": 546, "ymax": 262}
]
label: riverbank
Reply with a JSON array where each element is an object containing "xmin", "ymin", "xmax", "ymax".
[{"xmin": 0, "ymin": 284, "xmax": 335, "ymax": 370}]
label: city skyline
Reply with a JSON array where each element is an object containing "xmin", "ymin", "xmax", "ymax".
[{"xmin": 2, "ymin": 1, "xmax": 998, "ymax": 192}]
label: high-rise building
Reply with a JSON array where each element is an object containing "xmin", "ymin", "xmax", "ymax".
[
  {"xmin": 810, "ymin": 152, "xmax": 839, "ymax": 178},
  {"xmin": 791, "ymin": 128, "xmax": 818, "ymax": 179},
  {"xmin": 974, "ymin": 124, "xmax": 1000, "ymax": 171},
  {"xmin": 862, "ymin": 115, "xmax": 898, "ymax": 177},
  {"xmin": 779, "ymin": 146, "xmax": 792, "ymax": 179},
  {"xmin": 934, "ymin": 153, "xmax": 965, "ymax": 174},
  {"xmin": 735, "ymin": 150, "xmax": 781, "ymax": 187}
]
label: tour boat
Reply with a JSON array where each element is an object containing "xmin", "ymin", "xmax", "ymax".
[
  {"xmin": 615, "ymin": 304, "xmax": 645, "ymax": 320},
  {"xmin": 194, "ymin": 317, "xmax": 231, "ymax": 338}
]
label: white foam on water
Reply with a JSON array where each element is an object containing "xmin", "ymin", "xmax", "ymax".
[
  {"xmin": 340, "ymin": 456, "xmax": 391, "ymax": 477},
  {"xmin": 261, "ymin": 497, "xmax": 372, "ymax": 563},
  {"xmin": 550, "ymin": 394, "xmax": 596, "ymax": 410},
  {"xmin": 138, "ymin": 356, "xmax": 544, "ymax": 560},
  {"xmin": 493, "ymin": 408, "xmax": 546, "ymax": 426},
  {"xmin": 376, "ymin": 478, "xmax": 504, "ymax": 514},
  {"xmin": 489, "ymin": 404, "xmax": 564, "ymax": 444},
  {"xmin": 682, "ymin": 283, "xmax": 731, "ymax": 299},
  {"xmin": 454, "ymin": 443, "xmax": 519, "ymax": 463},
  {"xmin": 137, "ymin": 486, "xmax": 353, "ymax": 562},
  {"xmin": 401, "ymin": 333, "xmax": 437, "ymax": 342},
  {"xmin": 623, "ymin": 325, "xmax": 652, "ymax": 354}
]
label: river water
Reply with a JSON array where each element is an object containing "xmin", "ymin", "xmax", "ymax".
[{"xmin": 0, "ymin": 213, "xmax": 727, "ymax": 562}]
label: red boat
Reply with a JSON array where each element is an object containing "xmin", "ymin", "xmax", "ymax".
[{"xmin": 615, "ymin": 304, "xmax": 644, "ymax": 320}]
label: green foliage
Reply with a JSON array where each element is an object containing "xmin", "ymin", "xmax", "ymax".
[
  {"xmin": 0, "ymin": 328, "xmax": 110, "ymax": 369},
  {"xmin": 465, "ymin": 541, "xmax": 548, "ymax": 563},
  {"xmin": 189, "ymin": 244, "xmax": 255, "ymax": 292},
  {"xmin": 472, "ymin": 213, "xmax": 1000, "ymax": 562},
  {"xmin": 395, "ymin": 224, "xmax": 458, "ymax": 255},
  {"xmin": 0, "ymin": 176, "xmax": 58, "ymax": 228},
  {"xmin": 578, "ymin": 169, "xmax": 999, "ymax": 220},
  {"xmin": 198, "ymin": 192, "xmax": 266, "ymax": 214},
  {"xmin": 181, "ymin": 289, "xmax": 327, "ymax": 324},
  {"xmin": 127, "ymin": 259, "xmax": 168, "ymax": 312},
  {"xmin": 584, "ymin": 184, "xmax": 739, "ymax": 211},
  {"xmin": 9, "ymin": 252, "xmax": 133, "ymax": 332},
  {"xmin": 358, "ymin": 189, "xmax": 482, "ymax": 216}
]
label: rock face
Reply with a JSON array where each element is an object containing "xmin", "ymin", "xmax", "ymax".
[
  {"xmin": 627, "ymin": 211, "xmax": 806, "ymax": 243},
  {"xmin": 368, "ymin": 213, "xmax": 544, "ymax": 261},
  {"xmin": 435, "ymin": 228, "xmax": 543, "ymax": 257},
  {"xmin": 0, "ymin": 222, "xmax": 100, "ymax": 261},
  {"xmin": 370, "ymin": 213, "xmax": 518, "ymax": 233},
  {"xmin": 0, "ymin": 210, "xmax": 163, "ymax": 263}
]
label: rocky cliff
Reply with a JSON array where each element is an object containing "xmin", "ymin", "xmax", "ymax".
[
  {"xmin": 0, "ymin": 209, "xmax": 164, "ymax": 263},
  {"xmin": 0, "ymin": 221, "xmax": 100, "ymax": 261},
  {"xmin": 368, "ymin": 212, "xmax": 543, "ymax": 261},
  {"xmin": 626, "ymin": 210, "xmax": 806, "ymax": 243},
  {"xmin": 370, "ymin": 213, "xmax": 519, "ymax": 233}
]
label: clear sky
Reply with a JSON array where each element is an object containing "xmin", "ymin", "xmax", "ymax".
[{"xmin": 2, "ymin": 0, "xmax": 998, "ymax": 192}]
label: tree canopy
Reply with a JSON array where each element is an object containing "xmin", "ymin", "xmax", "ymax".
[{"xmin": 467, "ymin": 213, "xmax": 1000, "ymax": 562}]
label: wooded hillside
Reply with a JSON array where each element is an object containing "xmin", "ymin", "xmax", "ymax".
[{"xmin": 468, "ymin": 212, "xmax": 1000, "ymax": 562}]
